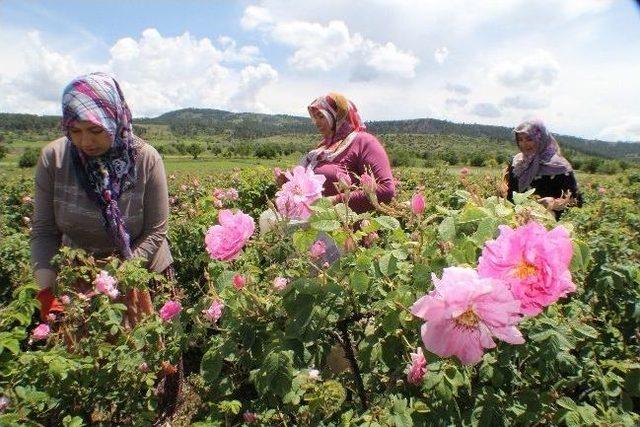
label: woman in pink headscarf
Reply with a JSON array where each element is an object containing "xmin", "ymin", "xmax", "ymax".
[{"xmin": 279, "ymin": 92, "xmax": 396, "ymax": 213}]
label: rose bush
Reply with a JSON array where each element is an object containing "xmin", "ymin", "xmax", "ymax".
[{"xmin": 0, "ymin": 165, "xmax": 639, "ymax": 426}]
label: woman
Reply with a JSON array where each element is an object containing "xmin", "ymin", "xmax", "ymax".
[
  {"xmin": 274, "ymin": 93, "xmax": 395, "ymax": 214},
  {"xmin": 503, "ymin": 119, "xmax": 583, "ymax": 219},
  {"xmin": 32, "ymin": 72, "xmax": 173, "ymax": 325},
  {"xmin": 301, "ymin": 92, "xmax": 395, "ymax": 213}
]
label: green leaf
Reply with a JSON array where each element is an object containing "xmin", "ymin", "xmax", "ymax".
[
  {"xmin": 570, "ymin": 239, "xmax": 592, "ymax": 272},
  {"xmin": 62, "ymin": 416, "xmax": 85, "ymax": 427},
  {"xmin": 379, "ymin": 253, "xmax": 397, "ymax": 277},
  {"xmin": 438, "ymin": 217, "xmax": 456, "ymax": 242},
  {"xmin": 284, "ymin": 294, "xmax": 315, "ymax": 336},
  {"xmin": 292, "ymin": 228, "xmax": 318, "ymax": 252},
  {"xmin": 350, "ymin": 271, "xmax": 370, "ymax": 293},
  {"xmin": 375, "ymin": 216, "xmax": 400, "ymax": 230},
  {"xmin": 310, "ymin": 219, "xmax": 341, "ymax": 232},
  {"xmin": 572, "ymin": 323, "xmax": 599, "ymax": 339},
  {"xmin": 254, "ymin": 350, "xmax": 294, "ymax": 397},
  {"xmin": 458, "ymin": 205, "xmax": 491, "ymax": 223},
  {"xmin": 201, "ymin": 338, "xmax": 233, "ymax": 383}
]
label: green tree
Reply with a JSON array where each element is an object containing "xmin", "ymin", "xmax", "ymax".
[
  {"xmin": 186, "ymin": 142, "xmax": 205, "ymax": 160},
  {"xmin": 18, "ymin": 147, "xmax": 40, "ymax": 168}
]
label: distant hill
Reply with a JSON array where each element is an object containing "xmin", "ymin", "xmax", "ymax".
[{"xmin": 1, "ymin": 109, "xmax": 639, "ymax": 162}]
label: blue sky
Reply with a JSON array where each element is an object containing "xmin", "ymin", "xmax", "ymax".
[{"xmin": 1, "ymin": 0, "xmax": 639, "ymax": 141}]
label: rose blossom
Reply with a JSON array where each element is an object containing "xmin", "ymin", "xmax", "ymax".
[
  {"xmin": 477, "ymin": 222, "xmax": 575, "ymax": 316},
  {"xmin": 407, "ymin": 347, "xmax": 427, "ymax": 385},
  {"xmin": 308, "ymin": 369, "xmax": 321, "ymax": 381},
  {"xmin": 60, "ymin": 295, "xmax": 71, "ymax": 305},
  {"xmin": 93, "ymin": 270, "xmax": 119, "ymax": 299},
  {"xmin": 243, "ymin": 411, "xmax": 258, "ymax": 424},
  {"xmin": 273, "ymin": 276, "xmax": 289, "ymax": 291},
  {"xmin": 460, "ymin": 167, "xmax": 470, "ymax": 175},
  {"xmin": 205, "ymin": 209, "xmax": 255, "ymax": 261},
  {"xmin": 411, "ymin": 193, "xmax": 426, "ymax": 215},
  {"xmin": 310, "ymin": 240, "xmax": 327, "ymax": 258},
  {"xmin": 411, "ymin": 267, "xmax": 524, "ymax": 365},
  {"xmin": 159, "ymin": 300, "xmax": 182, "ymax": 322},
  {"xmin": 31, "ymin": 323, "xmax": 50, "ymax": 341},
  {"xmin": 233, "ymin": 274, "xmax": 247, "ymax": 290},
  {"xmin": 337, "ymin": 171, "xmax": 353, "ymax": 188},
  {"xmin": 275, "ymin": 166, "xmax": 326, "ymax": 220},
  {"xmin": 203, "ymin": 299, "xmax": 224, "ymax": 323},
  {"xmin": 359, "ymin": 173, "xmax": 377, "ymax": 194}
]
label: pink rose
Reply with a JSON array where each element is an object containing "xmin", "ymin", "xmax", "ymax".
[
  {"xmin": 407, "ymin": 347, "xmax": 427, "ymax": 385},
  {"xmin": 310, "ymin": 240, "xmax": 327, "ymax": 258},
  {"xmin": 477, "ymin": 222, "xmax": 575, "ymax": 316},
  {"xmin": 203, "ymin": 299, "xmax": 224, "ymax": 323},
  {"xmin": 60, "ymin": 295, "xmax": 71, "ymax": 305},
  {"xmin": 359, "ymin": 173, "xmax": 377, "ymax": 194},
  {"xmin": 93, "ymin": 270, "xmax": 119, "ymax": 299},
  {"xmin": 411, "ymin": 193, "xmax": 426, "ymax": 215},
  {"xmin": 31, "ymin": 323, "xmax": 50, "ymax": 341},
  {"xmin": 598, "ymin": 186, "xmax": 606, "ymax": 195},
  {"xmin": 205, "ymin": 209, "xmax": 255, "ymax": 261},
  {"xmin": 243, "ymin": 411, "xmax": 258, "ymax": 424},
  {"xmin": 337, "ymin": 171, "xmax": 352, "ymax": 188},
  {"xmin": 411, "ymin": 267, "xmax": 524, "ymax": 365},
  {"xmin": 225, "ymin": 188, "xmax": 239, "ymax": 200},
  {"xmin": 233, "ymin": 274, "xmax": 246, "ymax": 290},
  {"xmin": 273, "ymin": 276, "xmax": 289, "ymax": 291},
  {"xmin": 0, "ymin": 396, "xmax": 9, "ymax": 412},
  {"xmin": 275, "ymin": 166, "xmax": 326, "ymax": 220},
  {"xmin": 139, "ymin": 362, "xmax": 149, "ymax": 372},
  {"xmin": 159, "ymin": 300, "xmax": 182, "ymax": 322},
  {"xmin": 460, "ymin": 167, "xmax": 470, "ymax": 175}
]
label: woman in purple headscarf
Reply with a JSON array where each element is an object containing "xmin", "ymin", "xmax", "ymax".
[
  {"xmin": 31, "ymin": 72, "xmax": 173, "ymax": 324},
  {"xmin": 503, "ymin": 119, "xmax": 583, "ymax": 219}
]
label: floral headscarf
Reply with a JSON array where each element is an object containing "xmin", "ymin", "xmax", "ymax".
[
  {"xmin": 301, "ymin": 92, "xmax": 366, "ymax": 168},
  {"xmin": 511, "ymin": 119, "xmax": 572, "ymax": 192},
  {"xmin": 62, "ymin": 72, "xmax": 138, "ymax": 259}
]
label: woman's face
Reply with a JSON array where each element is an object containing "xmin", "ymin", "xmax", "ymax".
[
  {"xmin": 309, "ymin": 108, "xmax": 333, "ymax": 138},
  {"xmin": 68, "ymin": 121, "xmax": 112, "ymax": 157},
  {"xmin": 516, "ymin": 133, "xmax": 537, "ymax": 156}
]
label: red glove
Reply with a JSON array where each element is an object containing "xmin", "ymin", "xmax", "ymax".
[{"xmin": 36, "ymin": 288, "xmax": 64, "ymax": 322}]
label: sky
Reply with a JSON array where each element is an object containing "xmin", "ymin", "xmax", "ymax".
[{"xmin": 0, "ymin": 0, "xmax": 639, "ymax": 141}]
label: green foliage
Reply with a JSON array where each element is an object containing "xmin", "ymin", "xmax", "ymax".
[
  {"xmin": 1, "ymin": 156, "xmax": 640, "ymax": 425},
  {"xmin": 18, "ymin": 148, "xmax": 40, "ymax": 168}
]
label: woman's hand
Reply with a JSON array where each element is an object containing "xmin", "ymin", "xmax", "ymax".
[{"xmin": 274, "ymin": 167, "xmax": 288, "ymax": 187}]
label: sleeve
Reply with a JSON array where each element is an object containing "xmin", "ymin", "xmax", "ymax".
[
  {"xmin": 131, "ymin": 151, "xmax": 170, "ymax": 264},
  {"xmin": 30, "ymin": 148, "xmax": 62, "ymax": 288},
  {"xmin": 342, "ymin": 134, "xmax": 396, "ymax": 213}
]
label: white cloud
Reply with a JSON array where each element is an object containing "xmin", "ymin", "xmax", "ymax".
[
  {"xmin": 434, "ymin": 47, "xmax": 449, "ymax": 64},
  {"xmin": 500, "ymin": 94, "xmax": 549, "ymax": 110},
  {"xmin": 445, "ymin": 98, "xmax": 468, "ymax": 109},
  {"xmin": 247, "ymin": 12, "xmax": 419, "ymax": 80},
  {"xmin": 446, "ymin": 83, "xmax": 471, "ymax": 95},
  {"xmin": 0, "ymin": 28, "xmax": 274, "ymax": 117},
  {"xmin": 471, "ymin": 102, "xmax": 501, "ymax": 118},
  {"xmin": 240, "ymin": 5, "xmax": 274, "ymax": 31},
  {"xmin": 493, "ymin": 49, "xmax": 560, "ymax": 89},
  {"xmin": 598, "ymin": 117, "xmax": 640, "ymax": 142},
  {"xmin": 228, "ymin": 63, "xmax": 279, "ymax": 112}
]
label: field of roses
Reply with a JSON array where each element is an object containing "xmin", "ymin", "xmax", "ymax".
[{"xmin": 1, "ymin": 164, "xmax": 639, "ymax": 426}]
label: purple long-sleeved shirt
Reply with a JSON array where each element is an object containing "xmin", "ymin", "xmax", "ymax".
[{"xmin": 313, "ymin": 132, "xmax": 395, "ymax": 213}]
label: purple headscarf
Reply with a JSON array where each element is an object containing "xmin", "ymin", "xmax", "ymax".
[
  {"xmin": 511, "ymin": 119, "xmax": 572, "ymax": 192},
  {"xmin": 62, "ymin": 72, "xmax": 138, "ymax": 259}
]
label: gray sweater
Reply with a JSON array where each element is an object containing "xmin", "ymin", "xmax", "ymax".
[{"xmin": 31, "ymin": 137, "xmax": 173, "ymax": 288}]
